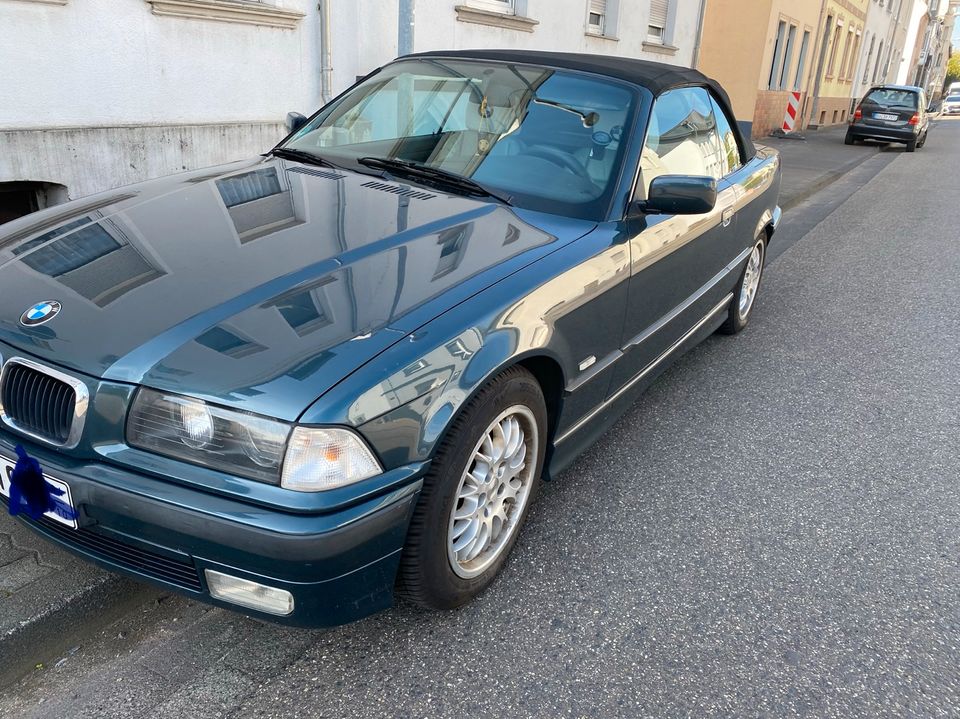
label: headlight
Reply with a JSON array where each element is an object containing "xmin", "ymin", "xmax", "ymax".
[{"xmin": 126, "ymin": 389, "xmax": 382, "ymax": 490}]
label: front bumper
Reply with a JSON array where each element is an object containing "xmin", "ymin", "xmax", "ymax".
[{"xmin": 1, "ymin": 432, "xmax": 424, "ymax": 627}]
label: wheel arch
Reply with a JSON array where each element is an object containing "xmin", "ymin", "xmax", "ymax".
[
  {"xmin": 428, "ymin": 350, "xmax": 568, "ymax": 465},
  {"xmin": 754, "ymin": 208, "xmax": 776, "ymax": 245}
]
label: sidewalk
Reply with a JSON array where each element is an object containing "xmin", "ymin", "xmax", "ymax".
[
  {"xmin": 762, "ymin": 124, "xmax": 885, "ymax": 210},
  {"xmin": 0, "ymin": 511, "xmax": 156, "ymax": 686},
  {"xmin": 0, "ymin": 123, "xmax": 893, "ymax": 688}
]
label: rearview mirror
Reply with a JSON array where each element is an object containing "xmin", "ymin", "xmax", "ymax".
[
  {"xmin": 286, "ymin": 112, "xmax": 308, "ymax": 134},
  {"xmin": 637, "ymin": 175, "xmax": 718, "ymax": 215}
]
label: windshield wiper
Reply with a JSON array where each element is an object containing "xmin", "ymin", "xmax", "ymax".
[
  {"xmin": 267, "ymin": 147, "xmax": 341, "ymax": 168},
  {"xmin": 357, "ymin": 157, "xmax": 513, "ymax": 205}
]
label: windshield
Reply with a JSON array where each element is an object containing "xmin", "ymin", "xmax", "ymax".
[
  {"xmin": 282, "ymin": 59, "xmax": 638, "ymax": 220},
  {"xmin": 862, "ymin": 89, "xmax": 918, "ymax": 109},
  {"xmin": 947, "ymin": 95, "xmax": 960, "ymax": 102}
]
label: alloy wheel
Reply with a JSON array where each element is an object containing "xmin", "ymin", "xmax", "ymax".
[
  {"xmin": 738, "ymin": 241, "xmax": 764, "ymax": 321},
  {"xmin": 447, "ymin": 405, "xmax": 538, "ymax": 579}
]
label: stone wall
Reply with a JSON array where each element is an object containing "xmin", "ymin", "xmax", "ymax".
[
  {"xmin": 752, "ymin": 89, "xmax": 806, "ymax": 138},
  {"xmin": 0, "ymin": 122, "xmax": 287, "ymax": 200}
]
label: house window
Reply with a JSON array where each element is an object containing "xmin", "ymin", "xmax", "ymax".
[
  {"xmin": 433, "ymin": 225, "xmax": 471, "ymax": 280},
  {"xmin": 827, "ymin": 22, "xmax": 843, "ymax": 77},
  {"xmin": 15, "ymin": 222, "xmax": 121, "ymax": 277},
  {"xmin": 778, "ymin": 24, "xmax": 797, "ymax": 90},
  {"xmin": 216, "ymin": 168, "xmax": 282, "ymax": 207},
  {"xmin": 768, "ymin": 21, "xmax": 786, "ymax": 89},
  {"xmin": 873, "ymin": 40, "xmax": 884, "ymax": 83},
  {"xmin": 196, "ymin": 326, "xmax": 266, "ymax": 359},
  {"xmin": 587, "ymin": 0, "xmax": 606, "ymax": 34},
  {"xmin": 468, "ymin": 0, "xmax": 515, "ymax": 13},
  {"xmin": 794, "ymin": 30, "xmax": 811, "ymax": 90},
  {"xmin": 276, "ymin": 289, "xmax": 331, "ymax": 337},
  {"xmin": 839, "ymin": 27, "xmax": 854, "ymax": 81},
  {"xmin": 845, "ymin": 31, "xmax": 861, "ymax": 81},
  {"xmin": 863, "ymin": 34, "xmax": 876, "ymax": 84},
  {"xmin": 647, "ymin": 0, "xmax": 669, "ymax": 43}
]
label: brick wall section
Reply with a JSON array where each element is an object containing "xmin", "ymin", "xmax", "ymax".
[
  {"xmin": 810, "ymin": 96, "xmax": 856, "ymax": 128},
  {"xmin": 752, "ymin": 90, "xmax": 805, "ymax": 139},
  {"xmin": 751, "ymin": 91, "xmax": 858, "ymax": 137}
]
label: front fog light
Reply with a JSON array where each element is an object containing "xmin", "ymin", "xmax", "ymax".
[{"xmin": 205, "ymin": 570, "xmax": 294, "ymax": 615}]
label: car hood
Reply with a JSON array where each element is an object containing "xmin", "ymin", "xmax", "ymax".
[{"xmin": 0, "ymin": 158, "xmax": 593, "ymax": 420}]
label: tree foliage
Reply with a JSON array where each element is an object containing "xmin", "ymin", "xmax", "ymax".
[{"xmin": 946, "ymin": 51, "xmax": 960, "ymax": 88}]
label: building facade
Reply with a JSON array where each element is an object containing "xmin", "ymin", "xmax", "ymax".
[
  {"xmin": 807, "ymin": 0, "xmax": 870, "ymax": 127},
  {"xmin": 853, "ymin": 0, "xmax": 912, "ymax": 106},
  {"xmin": 0, "ymin": 0, "xmax": 700, "ymax": 221},
  {"xmin": 698, "ymin": 0, "xmax": 825, "ymax": 138},
  {"xmin": 906, "ymin": 0, "xmax": 960, "ymax": 96}
]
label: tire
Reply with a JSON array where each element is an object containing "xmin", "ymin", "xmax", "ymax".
[
  {"xmin": 844, "ymin": 130, "xmax": 855, "ymax": 145},
  {"xmin": 917, "ymin": 131, "xmax": 927, "ymax": 148},
  {"xmin": 397, "ymin": 365, "xmax": 547, "ymax": 610},
  {"xmin": 718, "ymin": 235, "xmax": 766, "ymax": 335},
  {"xmin": 906, "ymin": 139, "xmax": 917, "ymax": 153}
]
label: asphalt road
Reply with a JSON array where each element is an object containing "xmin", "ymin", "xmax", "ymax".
[{"xmin": 3, "ymin": 120, "xmax": 960, "ymax": 719}]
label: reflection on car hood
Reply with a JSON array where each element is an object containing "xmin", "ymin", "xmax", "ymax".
[{"xmin": 0, "ymin": 158, "xmax": 594, "ymax": 420}]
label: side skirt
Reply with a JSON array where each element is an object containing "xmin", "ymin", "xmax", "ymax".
[{"xmin": 546, "ymin": 293, "xmax": 732, "ymax": 479}]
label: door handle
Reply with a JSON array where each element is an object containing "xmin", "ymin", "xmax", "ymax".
[{"xmin": 722, "ymin": 207, "xmax": 735, "ymax": 227}]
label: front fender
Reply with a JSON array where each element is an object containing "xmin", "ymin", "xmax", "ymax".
[{"xmin": 299, "ymin": 223, "xmax": 630, "ymax": 469}]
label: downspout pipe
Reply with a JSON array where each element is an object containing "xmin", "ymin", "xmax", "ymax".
[
  {"xmin": 319, "ymin": 0, "xmax": 334, "ymax": 105},
  {"xmin": 399, "ymin": 0, "xmax": 415, "ymax": 56},
  {"xmin": 807, "ymin": 0, "xmax": 832, "ymax": 129},
  {"xmin": 691, "ymin": 0, "xmax": 708, "ymax": 69}
]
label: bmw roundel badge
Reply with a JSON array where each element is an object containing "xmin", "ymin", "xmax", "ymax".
[{"xmin": 20, "ymin": 300, "xmax": 62, "ymax": 327}]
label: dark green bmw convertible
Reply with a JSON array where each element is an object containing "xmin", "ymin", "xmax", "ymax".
[{"xmin": 0, "ymin": 50, "xmax": 780, "ymax": 625}]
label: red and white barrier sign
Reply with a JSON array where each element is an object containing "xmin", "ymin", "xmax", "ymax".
[{"xmin": 782, "ymin": 91, "xmax": 802, "ymax": 132}]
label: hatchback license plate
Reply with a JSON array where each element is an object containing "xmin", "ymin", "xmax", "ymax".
[
  {"xmin": 0, "ymin": 457, "xmax": 78, "ymax": 529},
  {"xmin": 874, "ymin": 112, "xmax": 898, "ymax": 121}
]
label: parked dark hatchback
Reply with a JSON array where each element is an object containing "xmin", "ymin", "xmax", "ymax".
[
  {"xmin": 0, "ymin": 50, "xmax": 780, "ymax": 626},
  {"xmin": 846, "ymin": 84, "xmax": 931, "ymax": 151}
]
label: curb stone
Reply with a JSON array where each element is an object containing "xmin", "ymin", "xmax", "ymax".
[{"xmin": 0, "ymin": 512, "xmax": 159, "ymax": 688}]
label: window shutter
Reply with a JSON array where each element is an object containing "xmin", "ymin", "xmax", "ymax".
[
  {"xmin": 649, "ymin": 0, "xmax": 668, "ymax": 28},
  {"xmin": 590, "ymin": 0, "xmax": 607, "ymax": 13}
]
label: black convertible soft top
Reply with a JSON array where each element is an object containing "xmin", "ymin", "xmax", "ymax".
[{"xmin": 405, "ymin": 49, "xmax": 756, "ymax": 159}]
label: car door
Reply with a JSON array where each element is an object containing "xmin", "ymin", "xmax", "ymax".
[{"xmin": 609, "ymin": 86, "xmax": 740, "ymax": 392}]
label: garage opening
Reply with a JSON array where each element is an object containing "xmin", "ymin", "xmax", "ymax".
[{"xmin": 0, "ymin": 181, "xmax": 69, "ymax": 225}]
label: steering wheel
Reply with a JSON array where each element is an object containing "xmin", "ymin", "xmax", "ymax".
[{"xmin": 525, "ymin": 145, "xmax": 593, "ymax": 183}]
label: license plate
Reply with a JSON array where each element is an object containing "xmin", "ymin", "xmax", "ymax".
[
  {"xmin": 0, "ymin": 456, "xmax": 78, "ymax": 529},
  {"xmin": 874, "ymin": 113, "xmax": 898, "ymax": 121}
]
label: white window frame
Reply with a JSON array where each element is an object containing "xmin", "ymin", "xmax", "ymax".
[
  {"xmin": 647, "ymin": 0, "xmax": 670, "ymax": 44},
  {"xmin": 587, "ymin": 3, "xmax": 605, "ymax": 35},
  {"xmin": 768, "ymin": 20, "xmax": 787, "ymax": 89},
  {"xmin": 586, "ymin": 0, "xmax": 618, "ymax": 38},
  {"xmin": 793, "ymin": 29, "xmax": 811, "ymax": 91},
  {"xmin": 778, "ymin": 24, "xmax": 797, "ymax": 90},
  {"xmin": 468, "ymin": 0, "xmax": 516, "ymax": 14}
]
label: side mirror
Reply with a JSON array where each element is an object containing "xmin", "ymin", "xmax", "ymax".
[
  {"xmin": 636, "ymin": 175, "xmax": 718, "ymax": 215},
  {"xmin": 286, "ymin": 112, "xmax": 308, "ymax": 133}
]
